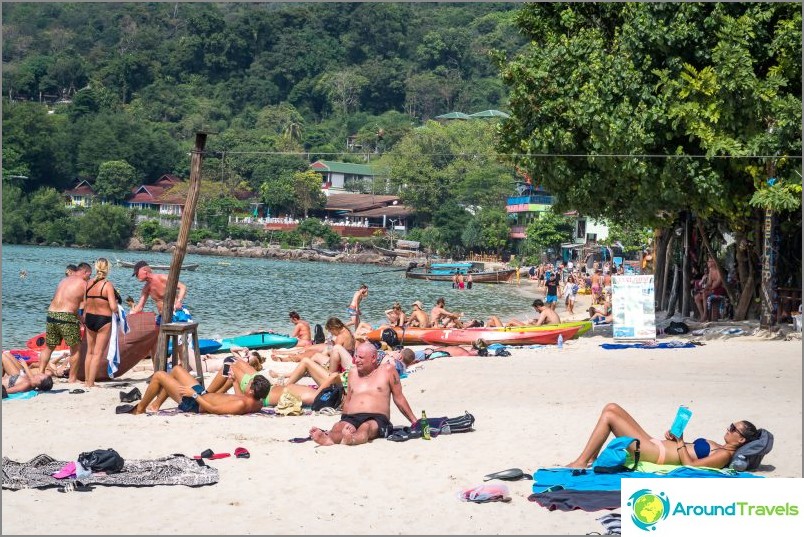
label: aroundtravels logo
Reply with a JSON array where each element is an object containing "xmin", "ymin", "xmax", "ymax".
[{"xmin": 627, "ymin": 489, "xmax": 671, "ymax": 531}]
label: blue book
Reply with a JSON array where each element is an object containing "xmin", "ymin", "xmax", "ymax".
[{"xmin": 670, "ymin": 406, "xmax": 693, "ymax": 438}]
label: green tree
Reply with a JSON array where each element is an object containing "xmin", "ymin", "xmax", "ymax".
[
  {"xmin": 477, "ymin": 208, "xmax": 510, "ymax": 253},
  {"xmin": 260, "ymin": 173, "xmax": 296, "ymax": 217},
  {"xmin": 197, "ymin": 196, "xmax": 244, "ymax": 235},
  {"xmin": 75, "ymin": 204, "xmax": 134, "ymax": 249},
  {"xmin": 94, "ymin": 160, "xmax": 138, "ymax": 202},
  {"xmin": 292, "ymin": 170, "xmax": 326, "ymax": 218},
  {"xmin": 1, "ymin": 183, "xmax": 31, "ymax": 243},
  {"xmin": 28, "ymin": 187, "xmax": 73, "ymax": 244},
  {"xmin": 296, "ymin": 217, "xmax": 340, "ymax": 248},
  {"xmin": 522, "ymin": 211, "xmax": 574, "ymax": 261}
]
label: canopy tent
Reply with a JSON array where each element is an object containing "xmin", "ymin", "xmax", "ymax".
[
  {"xmin": 434, "ymin": 111, "xmax": 471, "ymax": 120},
  {"xmin": 468, "ymin": 109, "xmax": 510, "ymax": 118}
]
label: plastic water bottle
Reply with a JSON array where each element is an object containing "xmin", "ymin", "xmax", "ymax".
[
  {"xmin": 420, "ymin": 410, "xmax": 431, "ymax": 440},
  {"xmin": 557, "ymin": 334, "xmax": 564, "ymax": 349}
]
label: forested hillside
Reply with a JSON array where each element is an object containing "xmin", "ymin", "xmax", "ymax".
[{"xmin": 2, "ymin": 2, "xmax": 527, "ymax": 192}]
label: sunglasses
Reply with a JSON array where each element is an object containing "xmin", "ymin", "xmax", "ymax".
[{"xmin": 728, "ymin": 423, "xmax": 746, "ymax": 437}]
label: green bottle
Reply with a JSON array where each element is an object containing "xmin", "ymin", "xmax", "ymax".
[{"xmin": 420, "ymin": 410, "xmax": 431, "ymax": 440}]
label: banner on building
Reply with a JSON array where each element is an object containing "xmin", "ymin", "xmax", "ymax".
[{"xmin": 612, "ymin": 275, "xmax": 655, "ymax": 340}]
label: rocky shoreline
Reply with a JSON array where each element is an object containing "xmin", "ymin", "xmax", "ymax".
[{"xmin": 126, "ymin": 237, "xmax": 415, "ymax": 267}]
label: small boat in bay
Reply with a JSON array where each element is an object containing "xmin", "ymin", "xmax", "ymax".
[
  {"xmin": 405, "ymin": 267, "xmax": 516, "ymax": 283},
  {"xmin": 117, "ymin": 259, "xmax": 199, "ymax": 271}
]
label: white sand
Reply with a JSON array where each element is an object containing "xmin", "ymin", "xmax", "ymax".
[{"xmin": 2, "ymin": 286, "xmax": 801, "ymax": 535}]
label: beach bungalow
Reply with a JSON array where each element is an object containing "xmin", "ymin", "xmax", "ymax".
[
  {"xmin": 123, "ymin": 174, "xmax": 184, "ymax": 215},
  {"xmin": 309, "ymin": 160, "xmax": 385, "ymax": 194},
  {"xmin": 63, "ymin": 179, "xmax": 97, "ymax": 208}
]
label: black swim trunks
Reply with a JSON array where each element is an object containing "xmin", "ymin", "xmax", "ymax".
[
  {"xmin": 177, "ymin": 385, "xmax": 206, "ymax": 413},
  {"xmin": 340, "ymin": 413, "xmax": 393, "ymax": 438}
]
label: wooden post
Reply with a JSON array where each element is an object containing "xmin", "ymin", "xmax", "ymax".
[{"xmin": 155, "ymin": 132, "xmax": 208, "ymax": 367}]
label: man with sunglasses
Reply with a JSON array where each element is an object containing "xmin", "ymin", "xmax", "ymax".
[{"xmin": 309, "ymin": 342, "xmax": 417, "ymax": 446}]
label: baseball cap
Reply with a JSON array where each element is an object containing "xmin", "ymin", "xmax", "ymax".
[
  {"xmin": 132, "ymin": 260, "xmax": 149, "ymax": 277},
  {"xmin": 411, "ymin": 300, "xmax": 424, "ymax": 309}
]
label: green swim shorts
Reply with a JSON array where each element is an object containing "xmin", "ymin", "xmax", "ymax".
[{"xmin": 45, "ymin": 311, "xmax": 82, "ymax": 349}]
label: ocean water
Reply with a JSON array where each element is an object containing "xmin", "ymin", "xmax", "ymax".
[{"xmin": 1, "ymin": 244, "xmax": 533, "ymax": 349}]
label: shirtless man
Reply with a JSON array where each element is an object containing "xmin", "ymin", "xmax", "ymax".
[
  {"xmin": 117, "ymin": 365, "xmax": 269, "ymax": 415},
  {"xmin": 430, "ymin": 297, "xmax": 463, "ymax": 328},
  {"xmin": 129, "ymin": 261, "xmax": 187, "ymax": 323},
  {"xmin": 310, "ymin": 342, "xmax": 417, "ymax": 446},
  {"xmin": 37, "ymin": 262, "xmax": 91, "ymax": 381},
  {"xmin": 406, "ymin": 301, "xmax": 430, "ymax": 328},
  {"xmin": 345, "ymin": 284, "xmax": 368, "ymax": 328},
  {"xmin": 288, "ymin": 311, "xmax": 312, "ymax": 346},
  {"xmin": 533, "ymin": 298, "xmax": 561, "ymax": 326}
]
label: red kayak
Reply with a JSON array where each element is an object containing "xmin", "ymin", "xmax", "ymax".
[
  {"xmin": 26, "ymin": 326, "xmax": 86, "ymax": 352},
  {"xmin": 420, "ymin": 325, "xmax": 581, "ymax": 346}
]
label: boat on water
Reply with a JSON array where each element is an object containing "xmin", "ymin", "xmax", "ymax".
[
  {"xmin": 216, "ymin": 331, "xmax": 298, "ymax": 353},
  {"xmin": 117, "ymin": 259, "xmax": 199, "ymax": 271},
  {"xmin": 365, "ymin": 321, "xmax": 592, "ymax": 345},
  {"xmin": 405, "ymin": 267, "xmax": 516, "ymax": 283},
  {"xmin": 371, "ymin": 245, "xmax": 419, "ymax": 258}
]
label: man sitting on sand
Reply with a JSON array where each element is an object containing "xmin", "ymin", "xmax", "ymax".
[
  {"xmin": 117, "ymin": 365, "xmax": 270, "ymax": 415},
  {"xmin": 3, "ymin": 351, "xmax": 54, "ymax": 394},
  {"xmin": 310, "ymin": 342, "xmax": 417, "ymax": 446},
  {"xmin": 487, "ymin": 299, "xmax": 561, "ymax": 327},
  {"xmin": 430, "ymin": 297, "xmax": 463, "ymax": 328}
]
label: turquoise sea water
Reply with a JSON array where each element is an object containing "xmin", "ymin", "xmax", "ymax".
[{"xmin": 1, "ymin": 244, "xmax": 532, "ymax": 349}]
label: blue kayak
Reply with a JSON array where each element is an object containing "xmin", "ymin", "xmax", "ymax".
[
  {"xmin": 168, "ymin": 338, "xmax": 222, "ymax": 356},
  {"xmin": 216, "ymin": 332, "xmax": 298, "ymax": 353}
]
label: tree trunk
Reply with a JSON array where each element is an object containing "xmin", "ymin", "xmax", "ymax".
[
  {"xmin": 660, "ymin": 233, "xmax": 676, "ymax": 310},
  {"xmin": 760, "ymin": 208, "xmax": 778, "ymax": 328},
  {"xmin": 653, "ymin": 228, "xmax": 669, "ymax": 308},
  {"xmin": 666, "ymin": 264, "xmax": 680, "ymax": 318},
  {"xmin": 733, "ymin": 231, "xmax": 754, "ymax": 321},
  {"xmin": 681, "ymin": 214, "xmax": 691, "ymax": 317}
]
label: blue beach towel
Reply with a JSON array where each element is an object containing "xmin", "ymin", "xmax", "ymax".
[
  {"xmin": 600, "ymin": 341, "xmax": 696, "ymax": 350},
  {"xmin": 3, "ymin": 391, "xmax": 39, "ymax": 401}
]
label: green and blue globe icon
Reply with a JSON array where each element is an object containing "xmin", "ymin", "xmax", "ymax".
[{"xmin": 627, "ymin": 489, "xmax": 670, "ymax": 531}]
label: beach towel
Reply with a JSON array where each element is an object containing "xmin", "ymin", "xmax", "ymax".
[
  {"xmin": 150, "ymin": 407, "xmax": 314, "ymax": 417},
  {"xmin": 599, "ymin": 341, "xmax": 696, "ymax": 350},
  {"xmin": 106, "ymin": 308, "xmax": 131, "ymax": 378},
  {"xmin": 528, "ymin": 489, "xmax": 621, "ymax": 511},
  {"xmin": 2, "ymin": 391, "xmax": 39, "ymax": 401},
  {"xmin": 2, "ymin": 453, "xmax": 218, "ymax": 490}
]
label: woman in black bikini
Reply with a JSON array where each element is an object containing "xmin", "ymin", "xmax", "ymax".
[
  {"xmin": 567, "ymin": 403, "xmax": 759, "ymax": 469},
  {"xmin": 83, "ymin": 258, "xmax": 119, "ymax": 388}
]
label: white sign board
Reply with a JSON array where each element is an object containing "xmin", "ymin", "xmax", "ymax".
[{"xmin": 612, "ymin": 275, "xmax": 655, "ymax": 340}]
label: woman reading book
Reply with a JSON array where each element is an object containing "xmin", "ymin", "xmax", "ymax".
[{"xmin": 566, "ymin": 403, "xmax": 759, "ymax": 469}]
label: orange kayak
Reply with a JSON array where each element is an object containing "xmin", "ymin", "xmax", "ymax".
[
  {"xmin": 420, "ymin": 325, "xmax": 581, "ymax": 346},
  {"xmin": 365, "ymin": 321, "xmax": 592, "ymax": 345}
]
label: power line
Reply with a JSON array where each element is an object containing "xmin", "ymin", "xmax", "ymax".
[{"xmin": 210, "ymin": 150, "xmax": 802, "ymax": 159}]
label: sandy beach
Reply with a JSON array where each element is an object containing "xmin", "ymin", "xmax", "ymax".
[{"xmin": 2, "ymin": 286, "xmax": 801, "ymax": 535}]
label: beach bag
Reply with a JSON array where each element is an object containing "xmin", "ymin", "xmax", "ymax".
[
  {"xmin": 664, "ymin": 321, "xmax": 690, "ymax": 335},
  {"xmin": 381, "ymin": 328, "xmax": 400, "ymax": 348},
  {"xmin": 311, "ymin": 384, "xmax": 345, "ymax": 411},
  {"xmin": 77, "ymin": 448, "xmax": 125, "ymax": 473},
  {"xmin": 313, "ymin": 324, "xmax": 325, "ymax": 345},
  {"xmin": 730, "ymin": 429, "xmax": 774, "ymax": 471},
  {"xmin": 592, "ymin": 437, "xmax": 640, "ymax": 474}
]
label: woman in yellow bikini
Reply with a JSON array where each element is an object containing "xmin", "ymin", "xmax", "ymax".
[{"xmin": 566, "ymin": 403, "xmax": 758, "ymax": 469}]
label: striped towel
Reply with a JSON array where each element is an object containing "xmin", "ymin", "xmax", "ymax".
[{"xmin": 106, "ymin": 309, "xmax": 131, "ymax": 378}]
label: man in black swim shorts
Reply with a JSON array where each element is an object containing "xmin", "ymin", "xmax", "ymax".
[{"xmin": 309, "ymin": 342, "xmax": 418, "ymax": 446}]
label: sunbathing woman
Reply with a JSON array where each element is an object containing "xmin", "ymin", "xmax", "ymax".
[
  {"xmin": 2, "ymin": 351, "xmax": 53, "ymax": 394},
  {"xmin": 272, "ymin": 317, "xmax": 355, "ymax": 363},
  {"xmin": 567, "ymin": 403, "xmax": 758, "ymax": 469},
  {"xmin": 203, "ymin": 356, "xmax": 342, "ymax": 409}
]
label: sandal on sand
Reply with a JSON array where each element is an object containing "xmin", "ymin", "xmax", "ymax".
[
  {"xmin": 387, "ymin": 427, "xmax": 422, "ymax": 442},
  {"xmin": 193, "ymin": 449, "xmax": 231, "ymax": 460},
  {"xmin": 317, "ymin": 407, "xmax": 339, "ymax": 416},
  {"xmin": 70, "ymin": 389, "xmax": 86, "ymax": 394},
  {"xmin": 115, "ymin": 404, "xmax": 137, "ymax": 414},
  {"xmin": 483, "ymin": 468, "xmax": 532, "ymax": 481},
  {"xmin": 119, "ymin": 387, "xmax": 142, "ymax": 403},
  {"xmin": 234, "ymin": 447, "xmax": 250, "ymax": 459},
  {"xmin": 58, "ymin": 481, "xmax": 94, "ymax": 493}
]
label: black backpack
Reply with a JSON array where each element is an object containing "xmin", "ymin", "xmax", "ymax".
[
  {"xmin": 730, "ymin": 429, "xmax": 774, "ymax": 471},
  {"xmin": 313, "ymin": 324, "xmax": 325, "ymax": 345},
  {"xmin": 381, "ymin": 328, "xmax": 400, "ymax": 348},
  {"xmin": 77, "ymin": 448, "xmax": 125, "ymax": 473},
  {"xmin": 311, "ymin": 384, "xmax": 345, "ymax": 411}
]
